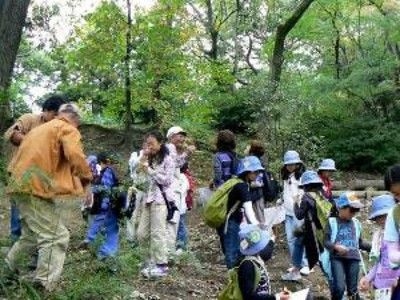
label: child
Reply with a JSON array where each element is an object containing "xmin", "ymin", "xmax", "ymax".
[
  {"xmin": 236, "ymin": 224, "xmax": 290, "ymax": 300},
  {"xmin": 324, "ymin": 192, "xmax": 371, "ymax": 300},
  {"xmin": 80, "ymin": 152, "xmax": 120, "ymax": 260},
  {"xmin": 318, "ymin": 158, "xmax": 336, "ymax": 201},
  {"xmin": 282, "ymin": 170, "xmax": 330, "ymax": 281},
  {"xmin": 280, "ymin": 150, "xmax": 308, "ymax": 277},
  {"xmin": 382, "ymin": 164, "xmax": 400, "ymax": 297},
  {"xmin": 359, "ymin": 195, "xmax": 398, "ymax": 296},
  {"xmin": 217, "ymin": 156, "xmax": 263, "ymax": 269},
  {"xmin": 246, "ymin": 140, "xmax": 279, "ymax": 224}
]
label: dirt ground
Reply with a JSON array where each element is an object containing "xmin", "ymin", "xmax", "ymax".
[
  {"xmin": 0, "ymin": 125, "xmax": 378, "ymax": 299},
  {"xmin": 0, "ymin": 194, "xmax": 333, "ymax": 299}
]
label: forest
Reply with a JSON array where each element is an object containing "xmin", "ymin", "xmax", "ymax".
[
  {"xmin": 1, "ymin": 0, "xmax": 400, "ymax": 174},
  {"xmin": 1, "ymin": 1, "xmax": 400, "ymax": 299}
]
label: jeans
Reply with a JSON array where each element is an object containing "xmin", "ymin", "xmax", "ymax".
[
  {"xmin": 176, "ymin": 213, "xmax": 188, "ymax": 250},
  {"xmin": 10, "ymin": 200, "xmax": 22, "ymax": 241},
  {"xmin": 330, "ymin": 258, "xmax": 360, "ymax": 300},
  {"xmin": 285, "ymin": 215, "xmax": 308, "ymax": 268},
  {"xmin": 217, "ymin": 218, "xmax": 241, "ymax": 269},
  {"xmin": 292, "ymin": 235, "xmax": 305, "ymax": 269},
  {"xmin": 86, "ymin": 208, "xmax": 119, "ymax": 258}
]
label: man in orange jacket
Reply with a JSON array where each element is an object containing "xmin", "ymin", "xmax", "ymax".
[
  {"xmin": 5, "ymin": 103, "xmax": 92, "ymax": 291},
  {"xmin": 4, "ymin": 95, "xmax": 65, "ymax": 241}
]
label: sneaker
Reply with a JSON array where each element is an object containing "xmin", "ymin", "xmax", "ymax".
[
  {"xmin": 175, "ymin": 248, "xmax": 184, "ymax": 256},
  {"xmin": 281, "ymin": 271, "xmax": 302, "ymax": 281},
  {"xmin": 300, "ymin": 266, "xmax": 310, "ymax": 276},
  {"xmin": 144, "ymin": 265, "xmax": 168, "ymax": 278}
]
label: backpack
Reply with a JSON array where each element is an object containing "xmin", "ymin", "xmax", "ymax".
[
  {"xmin": 216, "ymin": 152, "xmax": 239, "ymax": 183},
  {"xmin": 90, "ymin": 167, "xmax": 127, "ymax": 218},
  {"xmin": 314, "ymin": 192, "xmax": 333, "ymax": 246},
  {"xmin": 218, "ymin": 257, "xmax": 262, "ymax": 300},
  {"xmin": 203, "ymin": 177, "xmax": 243, "ymax": 229}
]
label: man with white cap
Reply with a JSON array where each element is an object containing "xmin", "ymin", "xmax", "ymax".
[
  {"xmin": 166, "ymin": 126, "xmax": 196, "ymax": 254},
  {"xmin": 5, "ymin": 103, "xmax": 92, "ymax": 291}
]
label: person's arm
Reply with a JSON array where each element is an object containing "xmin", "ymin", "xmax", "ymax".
[
  {"xmin": 243, "ymin": 201, "xmax": 259, "ymax": 225},
  {"xmin": 387, "ymin": 242, "xmax": 400, "ymax": 266},
  {"xmin": 238, "ymin": 260, "xmax": 276, "ymax": 300},
  {"xmin": 4, "ymin": 114, "xmax": 34, "ymax": 146},
  {"xmin": 60, "ymin": 127, "xmax": 92, "ymax": 185},
  {"xmin": 324, "ymin": 221, "xmax": 335, "ymax": 251},
  {"xmin": 237, "ymin": 183, "xmax": 259, "ymax": 225},
  {"xmin": 294, "ymin": 196, "xmax": 308, "ymax": 220},
  {"xmin": 383, "ymin": 208, "xmax": 400, "ymax": 266},
  {"xmin": 364, "ymin": 263, "xmax": 378, "ymax": 284}
]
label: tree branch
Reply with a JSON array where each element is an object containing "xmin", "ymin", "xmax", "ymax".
[{"xmin": 269, "ymin": 0, "xmax": 315, "ymax": 91}]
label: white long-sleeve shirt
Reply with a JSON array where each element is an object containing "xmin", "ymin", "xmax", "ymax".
[{"xmin": 282, "ymin": 173, "xmax": 303, "ymax": 216}]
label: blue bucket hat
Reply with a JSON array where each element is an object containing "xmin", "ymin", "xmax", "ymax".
[
  {"xmin": 236, "ymin": 156, "xmax": 264, "ymax": 176},
  {"xmin": 336, "ymin": 192, "xmax": 364, "ymax": 209},
  {"xmin": 369, "ymin": 194, "xmax": 395, "ymax": 220},
  {"xmin": 299, "ymin": 170, "xmax": 323, "ymax": 187},
  {"xmin": 318, "ymin": 159, "xmax": 336, "ymax": 171},
  {"xmin": 239, "ymin": 224, "xmax": 270, "ymax": 256},
  {"xmin": 283, "ymin": 150, "xmax": 302, "ymax": 165}
]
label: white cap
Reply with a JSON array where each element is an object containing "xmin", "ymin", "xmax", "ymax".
[
  {"xmin": 166, "ymin": 126, "xmax": 186, "ymax": 139},
  {"xmin": 58, "ymin": 103, "xmax": 81, "ymax": 116}
]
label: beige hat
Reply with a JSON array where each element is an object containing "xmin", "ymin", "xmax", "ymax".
[
  {"xmin": 58, "ymin": 103, "xmax": 81, "ymax": 116},
  {"xmin": 166, "ymin": 126, "xmax": 186, "ymax": 139}
]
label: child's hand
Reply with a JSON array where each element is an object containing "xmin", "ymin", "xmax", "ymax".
[
  {"xmin": 278, "ymin": 287, "xmax": 291, "ymax": 300},
  {"xmin": 359, "ymin": 276, "xmax": 370, "ymax": 292},
  {"xmin": 334, "ymin": 244, "xmax": 349, "ymax": 256}
]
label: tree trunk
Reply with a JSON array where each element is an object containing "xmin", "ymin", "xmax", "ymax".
[
  {"xmin": 124, "ymin": 0, "xmax": 133, "ymax": 138},
  {"xmin": 269, "ymin": 0, "xmax": 315, "ymax": 94},
  {"xmin": 0, "ymin": 0, "xmax": 31, "ymax": 134}
]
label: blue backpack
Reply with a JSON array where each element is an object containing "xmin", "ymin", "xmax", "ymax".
[{"xmin": 216, "ymin": 152, "xmax": 239, "ymax": 184}]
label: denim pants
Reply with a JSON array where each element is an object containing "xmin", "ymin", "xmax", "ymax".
[
  {"xmin": 176, "ymin": 213, "xmax": 188, "ymax": 250},
  {"xmin": 330, "ymin": 258, "xmax": 360, "ymax": 300},
  {"xmin": 10, "ymin": 200, "xmax": 22, "ymax": 241},
  {"xmin": 285, "ymin": 215, "xmax": 308, "ymax": 268},
  {"xmin": 86, "ymin": 208, "xmax": 119, "ymax": 258},
  {"xmin": 217, "ymin": 218, "xmax": 241, "ymax": 269}
]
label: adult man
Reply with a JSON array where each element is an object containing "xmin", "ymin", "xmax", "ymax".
[
  {"xmin": 4, "ymin": 95, "xmax": 66, "ymax": 241},
  {"xmin": 5, "ymin": 103, "xmax": 92, "ymax": 291}
]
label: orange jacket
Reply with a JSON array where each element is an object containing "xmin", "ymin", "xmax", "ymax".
[{"xmin": 8, "ymin": 116, "xmax": 92, "ymax": 200}]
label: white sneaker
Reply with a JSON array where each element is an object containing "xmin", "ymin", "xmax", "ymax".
[
  {"xmin": 281, "ymin": 271, "xmax": 302, "ymax": 281},
  {"xmin": 300, "ymin": 266, "xmax": 311, "ymax": 276},
  {"xmin": 175, "ymin": 248, "xmax": 184, "ymax": 256},
  {"xmin": 142, "ymin": 264, "xmax": 169, "ymax": 278}
]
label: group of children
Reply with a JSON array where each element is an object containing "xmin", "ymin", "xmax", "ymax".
[
  {"xmin": 15, "ymin": 120, "xmax": 399, "ymax": 298},
  {"xmin": 208, "ymin": 134, "xmax": 400, "ymax": 299}
]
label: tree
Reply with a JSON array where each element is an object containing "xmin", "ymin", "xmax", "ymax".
[
  {"xmin": 269, "ymin": 0, "xmax": 315, "ymax": 94},
  {"xmin": 0, "ymin": 0, "xmax": 31, "ymax": 133}
]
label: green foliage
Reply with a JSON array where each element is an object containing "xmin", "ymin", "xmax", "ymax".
[{"xmin": 317, "ymin": 117, "xmax": 400, "ymax": 172}]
